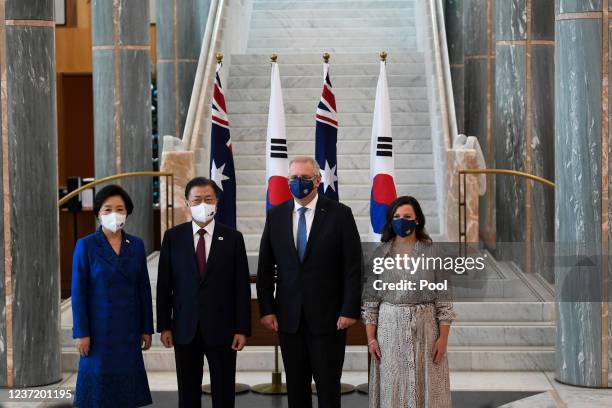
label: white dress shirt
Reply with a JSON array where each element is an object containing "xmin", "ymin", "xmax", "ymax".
[
  {"xmin": 292, "ymin": 194, "xmax": 318, "ymax": 248},
  {"xmin": 192, "ymin": 219, "xmax": 215, "ymax": 261}
]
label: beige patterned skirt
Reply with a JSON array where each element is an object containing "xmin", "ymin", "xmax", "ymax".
[{"xmin": 368, "ymin": 302, "xmax": 451, "ymax": 408}]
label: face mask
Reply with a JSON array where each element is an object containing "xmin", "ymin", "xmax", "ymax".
[
  {"xmin": 392, "ymin": 218, "xmax": 418, "ymax": 237},
  {"xmin": 191, "ymin": 203, "xmax": 216, "ymax": 223},
  {"xmin": 289, "ymin": 177, "xmax": 315, "ymax": 199},
  {"xmin": 100, "ymin": 212, "xmax": 126, "ymax": 233}
]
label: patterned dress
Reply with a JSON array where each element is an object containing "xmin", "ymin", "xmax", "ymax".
[{"xmin": 362, "ymin": 239, "xmax": 456, "ymax": 408}]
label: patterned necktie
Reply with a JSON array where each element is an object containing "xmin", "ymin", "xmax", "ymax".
[
  {"xmin": 196, "ymin": 229, "xmax": 207, "ymax": 281},
  {"xmin": 297, "ymin": 207, "xmax": 308, "ymax": 262}
]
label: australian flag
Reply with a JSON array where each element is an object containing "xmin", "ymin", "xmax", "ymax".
[
  {"xmin": 315, "ymin": 61, "xmax": 339, "ymax": 201},
  {"xmin": 210, "ymin": 62, "xmax": 236, "ymax": 229}
]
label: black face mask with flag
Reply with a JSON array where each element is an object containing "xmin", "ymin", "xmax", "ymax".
[{"xmin": 289, "ymin": 177, "xmax": 315, "ymax": 199}]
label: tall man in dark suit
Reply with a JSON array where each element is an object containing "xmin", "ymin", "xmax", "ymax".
[
  {"xmin": 257, "ymin": 156, "xmax": 363, "ymax": 408},
  {"xmin": 157, "ymin": 177, "xmax": 251, "ymax": 408}
]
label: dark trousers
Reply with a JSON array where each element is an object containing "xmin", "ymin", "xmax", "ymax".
[
  {"xmin": 174, "ymin": 325, "xmax": 237, "ymax": 408},
  {"xmin": 279, "ymin": 311, "xmax": 347, "ymax": 408}
]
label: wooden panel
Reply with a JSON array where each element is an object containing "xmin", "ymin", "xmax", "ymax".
[
  {"xmin": 56, "ymin": 27, "xmax": 92, "ymax": 74},
  {"xmin": 59, "ymin": 210, "xmax": 96, "ymax": 299},
  {"xmin": 57, "ymin": 74, "xmax": 94, "ymax": 187},
  {"xmin": 248, "ymin": 302, "xmax": 368, "ymax": 346}
]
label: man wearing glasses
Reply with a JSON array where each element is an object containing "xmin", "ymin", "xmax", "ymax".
[
  {"xmin": 157, "ymin": 177, "xmax": 251, "ymax": 408},
  {"xmin": 257, "ymin": 156, "xmax": 363, "ymax": 408}
]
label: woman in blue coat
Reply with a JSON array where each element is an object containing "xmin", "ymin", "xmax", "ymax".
[{"xmin": 72, "ymin": 185, "xmax": 154, "ymax": 407}]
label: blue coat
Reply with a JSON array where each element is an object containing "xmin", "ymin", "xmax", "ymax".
[{"xmin": 72, "ymin": 228, "xmax": 154, "ymax": 408}]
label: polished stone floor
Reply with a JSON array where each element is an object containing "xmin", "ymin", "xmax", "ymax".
[{"xmin": 2, "ymin": 371, "xmax": 612, "ymax": 407}]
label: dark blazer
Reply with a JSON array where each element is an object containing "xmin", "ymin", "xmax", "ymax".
[
  {"xmin": 156, "ymin": 221, "xmax": 251, "ymax": 346},
  {"xmin": 256, "ymin": 195, "xmax": 363, "ymax": 335}
]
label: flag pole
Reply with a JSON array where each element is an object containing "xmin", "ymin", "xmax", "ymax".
[
  {"xmin": 202, "ymin": 49, "xmax": 248, "ymax": 394},
  {"xmin": 252, "ymin": 53, "xmax": 289, "ymax": 395}
]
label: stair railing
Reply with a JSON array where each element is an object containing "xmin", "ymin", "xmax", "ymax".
[
  {"xmin": 429, "ymin": 0, "xmax": 458, "ymax": 149},
  {"xmin": 182, "ymin": 0, "xmax": 226, "ymax": 152},
  {"xmin": 417, "ymin": 0, "xmax": 461, "ymax": 239}
]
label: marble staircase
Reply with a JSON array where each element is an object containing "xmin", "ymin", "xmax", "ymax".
[{"xmin": 226, "ymin": 0, "xmax": 438, "ymax": 254}]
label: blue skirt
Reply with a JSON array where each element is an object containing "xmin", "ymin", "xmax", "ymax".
[{"xmin": 74, "ymin": 334, "xmax": 152, "ymax": 408}]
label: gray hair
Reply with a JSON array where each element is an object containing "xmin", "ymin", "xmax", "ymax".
[{"xmin": 289, "ymin": 156, "xmax": 321, "ymax": 177}]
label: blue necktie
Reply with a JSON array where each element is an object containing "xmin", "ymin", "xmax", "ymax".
[{"xmin": 297, "ymin": 207, "xmax": 308, "ymax": 262}]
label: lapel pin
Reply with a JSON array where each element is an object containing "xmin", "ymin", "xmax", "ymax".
[
  {"xmin": 126, "ymin": 239, "xmax": 130, "ymax": 244},
  {"xmin": 218, "ymin": 236, "xmax": 224, "ymax": 240}
]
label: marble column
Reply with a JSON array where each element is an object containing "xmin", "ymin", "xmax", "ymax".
[
  {"xmin": 554, "ymin": 0, "xmax": 612, "ymax": 388},
  {"xmin": 445, "ymin": 0, "xmax": 465, "ymax": 134},
  {"xmin": 92, "ymin": 0, "xmax": 153, "ymax": 252},
  {"xmin": 156, "ymin": 0, "xmax": 210, "ymax": 141},
  {"xmin": 0, "ymin": 0, "xmax": 61, "ymax": 387},
  {"xmin": 463, "ymin": 0, "xmax": 496, "ymax": 247},
  {"xmin": 493, "ymin": 0, "xmax": 555, "ymax": 277}
]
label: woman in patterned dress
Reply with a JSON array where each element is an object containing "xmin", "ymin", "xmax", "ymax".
[{"xmin": 362, "ymin": 196, "xmax": 456, "ymax": 408}]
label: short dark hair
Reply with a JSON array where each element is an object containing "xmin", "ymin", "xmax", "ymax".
[
  {"xmin": 380, "ymin": 196, "xmax": 432, "ymax": 243},
  {"xmin": 184, "ymin": 177, "xmax": 220, "ymax": 200},
  {"xmin": 94, "ymin": 184, "xmax": 134, "ymax": 217}
]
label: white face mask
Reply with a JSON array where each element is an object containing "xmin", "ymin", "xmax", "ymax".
[
  {"xmin": 100, "ymin": 212, "xmax": 127, "ymax": 233},
  {"xmin": 190, "ymin": 203, "xmax": 216, "ymax": 223}
]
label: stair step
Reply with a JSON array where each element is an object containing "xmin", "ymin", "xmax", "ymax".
[
  {"xmin": 226, "ymin": 75, "xmax": 426, "ymax": 90},
  {"xmin": 234, "ymin": 167, "xmax": 435, "ymax": 186},
  {"xmin": 243, "ymin": 232, "xmax": 446, "ymax": 251},
  {"xmin": 249, "ymin": 27, "xmax": 417, "ymax": 39},
  {"xmin": 230, "ymin": 53, "xmax": 424, "ymax": 65},
  {"xmin": 60, "ymin": 323, "xmax": 553, "ymax": 350},
  {"xmin": 453, "ymin": 302, "xmax": 554, "ymax": 322},
  {"xmin": 250, "ymin": 18, "xmax": 414, "ymax": 29},
  {"xmin": 245, "ymin": 47, "xmax": 417, "ymax": 54},
  {"xmin": 236, "ymin": 215, "xmax": 440, "ymax": 235},
  {"xmin": 234, "ymin": 153, "xmax": 434, "ymax": 170},
  {"xmin": 230, "ymin": 126, "xmax": 432, "ymax": 141},
  {"xmin": 228, "ymin": 99, "xmax": 429, "ymax": 114},
  {"xmin": 255, "ymin": 0, "xmax": 411, "ymax": 3},
  {"xmin": 252, "ymin": 1, "xmax": 413, "ymax": 11},
  {"xmin": 251, "ymin": 10, "xmax": 414, "ymax": 20},
  {"xmin": 226, "ymin": 87, "xmax": 428, "ymax": 102},
  {"xmin": 247, "ymin": 37, "xmax": 416, "ymax": 50},
  {"xmin": 61, "ymin": 345, "xmax": 555, "ymax": 372},
  {"xmin": 232, "ymin": 140, "xmax": 432, "ymax": 157},
  {"xmin": 234, "ymin": 183, "xmax": 438, "ymax": 202},
  {"xmin": 229, "ymin": 112, "xmax": 429, "ymax": 128},
  {"xmin": 449, "ymin": 323, "xmax": 554, "ymax": 347},
  {"xmin": 228, "ymin": 63, "xmax": 425, "ymax": 77},
  {"xmin": 235, "ymin": 198, "xmax": 440, "ymax": 218}
]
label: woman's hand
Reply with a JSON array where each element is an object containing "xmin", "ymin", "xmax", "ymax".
[
  {"xmin": 76, "ymin": 337, "xmax": 90, "ymax": 357},
  {"xmin": 432, "ymin": 336, "xmax": 448, "ymax": 364},
  {"xmin": 368, "ymin": 338, "xmax": 382, "ymax": 361},
  {"xmin": 141, "ymin": 334, "xmax": 152, "ymax": 351}
]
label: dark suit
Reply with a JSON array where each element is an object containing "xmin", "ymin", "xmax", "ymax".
[
  {"xmin": 157, "ymin": 221, "xmax": 251, "ymax": 408},
  {"xmin": 257, "ymin": 195, "xmax": 362, "ymax": 408}
]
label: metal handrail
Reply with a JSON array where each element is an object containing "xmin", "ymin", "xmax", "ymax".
[
  {"xmin": 458, "ymin": 168, "xmax": 554, "ymax": 256},
  {"xmin": 183, "ymin": 0, "xmax": 225, "ymax": 152},
  {"xmin": 429, "ymin": 0, "xmax": 458, "ymax": 149},
  {"xmin": 58, "ymin": 171, "xmax": 175, "ymax": 229}
]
